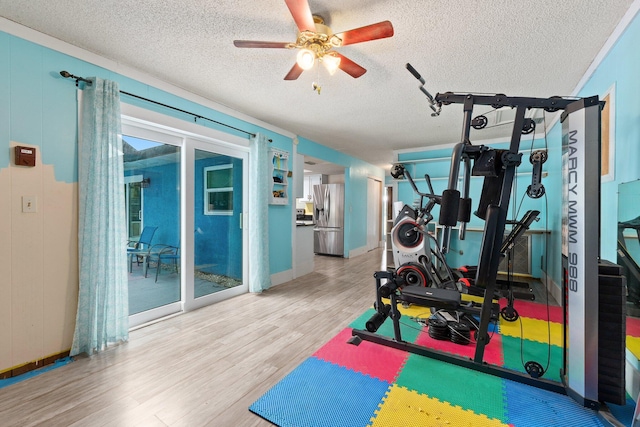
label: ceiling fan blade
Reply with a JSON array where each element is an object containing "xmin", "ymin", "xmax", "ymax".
[
  {"xmin": 334, "ymin": 53, "xmax": 367, "ymax": 78},
  {"xmin": 284, "ymin": 63, "xmax": 304, "ymax": 80},
  {"xmin": 284, "ymin": 0, "xmax": 316, "ymax": 32},
  {"xmin": 334, "ymin": 20, "xmax": 394, "ymax": 46},
  {"xmin": 233, "ymin": 40, "xmax": 290, "ymax": 48}
]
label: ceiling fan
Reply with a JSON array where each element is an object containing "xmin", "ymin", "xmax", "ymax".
[{"xmin": 233, "ymin": 0, "xmax": 394, "ymax": 80}]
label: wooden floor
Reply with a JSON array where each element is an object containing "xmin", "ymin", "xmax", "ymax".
[{"xmin": 0, "ymin": 249, "xmax": 384, "ymax": 427}]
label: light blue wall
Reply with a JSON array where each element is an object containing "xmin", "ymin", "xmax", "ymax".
[
  {"xmin": 297, "ymin": 137, "xmax": 385, "ymax": 256},
  {"xmin": 1, "ymin": 28, "xmax": 385, "ymax": 277},
  {"xmin": 573, "ymin": 9, "xmax": 640, "ymax": 261},
  {"xmin": 0, "ymin": 32, "xmax": 9, "ymax": 168},
  {"xmin": 1, "ymin": 34, "xmax": 80, "ymax": 181},
  {"xmin": 543, "ymin": 8, "xmax": 640, "ymax": 285}
]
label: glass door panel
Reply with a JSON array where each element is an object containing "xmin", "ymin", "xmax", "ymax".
[
  {"xmin": 193, "ymin": 149, "xmax": 244, "ymax": 299},
  {"xmin": 123, "ymin": 135, "xmax": 181, "ymax": 319}
]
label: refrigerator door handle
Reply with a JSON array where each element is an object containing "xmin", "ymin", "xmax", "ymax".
[{"xmin": 325, "ymin": 187, "xmax": 330, "ymax": 222}]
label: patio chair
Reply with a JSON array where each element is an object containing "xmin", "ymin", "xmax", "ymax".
[
  {"xmin": 146, "ymin": 244, "xmax": 180, "ymax": 282},
  {"xmin": 127, "ymin": 226, "xmax": 157, "ymax": 273}
]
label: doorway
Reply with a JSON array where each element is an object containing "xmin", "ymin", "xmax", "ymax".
[
  {"xmin": 121, "ymin": 114, "xmax": 249, "ymax": 327},
  {"xmin": 367, "ymin": 177, "xmax": 382, "ymax": 251}
]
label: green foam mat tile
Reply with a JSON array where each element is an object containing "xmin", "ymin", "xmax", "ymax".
[
  {"xmin": 500, "ymin": 335, "xmax": 564, "ymax": 383},
  {"xmin": 350, "ymin": 308, "xmax": 422, "ymax": 343},
  {"xmin": 395, "ymin": 352, "xmax": 507, "ymax": 422}
]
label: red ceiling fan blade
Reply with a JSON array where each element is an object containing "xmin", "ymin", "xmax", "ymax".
[
  {"xmin": 284, "ymin": 63, "xmax": 304, "ymax": 80},
  {"xmin": 284, "ymin": 0, "xmax": 316, "ymax": 32},
  {"xmin": 334, "ymin": 53, "xmax": 367, "ymax": 78},
  {"xmin": 334, "ymin": 20, "xmax": 394, "ymax": 46},
  {"xmin": 233, "ymin": 40, "xmax": 290, "ymax": 48}
]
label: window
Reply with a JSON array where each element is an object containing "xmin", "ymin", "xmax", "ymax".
[{"xmin": 204, "ymin": 164, "xmax": 233, "ymax": 215}]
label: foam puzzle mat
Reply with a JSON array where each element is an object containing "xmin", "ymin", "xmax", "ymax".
[{"xmin": 251, "ymin": 299, "xmax": 638, "ymax": 426}]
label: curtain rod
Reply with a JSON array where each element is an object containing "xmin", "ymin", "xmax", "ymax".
[{"xmin": 60, "ymin": 71, "xmax": 259, "ymax": 139}]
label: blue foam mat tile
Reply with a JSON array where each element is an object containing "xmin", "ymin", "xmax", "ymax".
[
  {"xmin": 250, "ymin": 356, "xmax": 390, "ymax": 427},
  {"xmin": 605, "ymin": 395, "xmax": 635, "ymax": 427},
  {"xmin": 503, "ymin": 379, "xmax": 604, "ymax": 427}
]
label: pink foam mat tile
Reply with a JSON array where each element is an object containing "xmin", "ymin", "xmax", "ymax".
[
  {"xmin": 628, "ymin": 316, "xmax": 640, "ymax": 338},
  {"xmin": 313, "ymin": 328, "xmax": 409, "ymax": 383}
]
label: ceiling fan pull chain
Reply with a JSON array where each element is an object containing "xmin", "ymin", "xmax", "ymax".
[{"xmin": 313, "ymin": 61, "xmax": 322, "ymax": 94}]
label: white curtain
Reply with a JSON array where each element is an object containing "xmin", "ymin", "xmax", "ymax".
[
  {"xmin": 71, "ymin": 77, "xmax": 129, "ymax": 356},
  {"xmin": 249, "ymin": 133, "xmax": 272, "ymax": 292}
]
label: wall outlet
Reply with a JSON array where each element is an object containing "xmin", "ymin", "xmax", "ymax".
[{"xmin": 22, "ymin": 196, "xmax": 37, "ymax": 213}]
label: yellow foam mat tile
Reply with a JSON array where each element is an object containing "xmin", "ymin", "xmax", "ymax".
[
  {"xmin": 627, "ymin": 336, "xmax": 640, "ymax": 361},
  {"xmin": 498, "ymin": 317, "xmax": 562, "ymax": 346},
  {"xmin": 396, "ymin": 303, "xmax": 433, "ymax": 319},
  {"xmin": 384, "ymin": 294, "xmax": 490, "ymax": 319},
  {"xmin": 462, "ymin": 294, "xmax": 488, "ymax": 304},
  {"xmin": 369, "ymin": 384, "xmax": 508, "ymax": 427}
]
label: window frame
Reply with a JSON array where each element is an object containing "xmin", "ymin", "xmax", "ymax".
[{"xmin": 204, "ymin": 163, "xmax": 233, "ymax": 216}]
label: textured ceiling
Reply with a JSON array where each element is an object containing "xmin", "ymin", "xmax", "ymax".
[{"xmin": 0, "ymin": 0, "xmax": 635, "ymax": 170}]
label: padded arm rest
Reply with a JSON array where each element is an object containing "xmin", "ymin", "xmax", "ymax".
[{"xmin": 500, "ymin": 210, "xmax": 540, "ymax": 253}]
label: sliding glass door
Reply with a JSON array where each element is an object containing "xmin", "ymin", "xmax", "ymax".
[
  {"xmin": 121, "ymin": 113, "xmax": 249, "ymax": 324},
  {"xmin": 185, "ymin": 140, "xmax": 248, "ymax": 310},
  {"xmin": 122, "ymin": 134, "xmax": 182, "ymax": 326}
]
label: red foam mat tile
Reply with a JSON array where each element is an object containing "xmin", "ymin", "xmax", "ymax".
[
  {"xmin": 506, "ymin": 299, "xmax": 563, "ymax": 323},
  {"xmin": 312, "ymin": 328, "xmax": 408, "ymax": 383},
  {"xmin": 628, "ymin": 316, "xmax": 640, "ymax": 337}
]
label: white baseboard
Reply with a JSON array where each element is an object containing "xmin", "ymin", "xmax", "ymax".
[
  {"xmin": 294, "ymin": 260, "xmax": 314, "ymax": 278},
  {"xmin": 270, "ymin": 269, "xmax": 294, "ymax": 287},
  {"xmin": 349, "ymin": 245, "xmax": 368, "ymax": 259},
  {"xmin": 541, "ymin": 270, "xmax": 562, "ymax": 304}
]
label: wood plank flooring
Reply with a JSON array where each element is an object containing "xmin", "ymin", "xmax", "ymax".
[{"xmin": 0, "ymin": 250, "xmax": 384, "ymax": 427}]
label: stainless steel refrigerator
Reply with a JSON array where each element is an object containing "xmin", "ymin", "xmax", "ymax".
[{"xmin": 313, "ymin": 183, "xmax": 344, "ymax": 256}]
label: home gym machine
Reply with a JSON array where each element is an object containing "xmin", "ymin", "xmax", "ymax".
[
  {"xmin": 351, "ymin": 63, "xmax": 626, "ymax": 412},
  {"xmin": 388, "ymin": 163, "xmax": 537, "ymax": 319},
  {"xmin": 618, "ymin": 216, "xmax": 640, "ymax": 305}
]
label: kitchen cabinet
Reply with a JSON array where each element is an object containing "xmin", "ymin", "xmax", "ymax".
[
  {"xmin": 269, "ymin": 149, "xmax": 288, "ymax": 205},
  {"xmin": 294, "ymin": 223, "xmax": 314, "ymax": 277},
  {"xmin": 301, "ymin": 174, "xmax": 328, "ymax": 202}
]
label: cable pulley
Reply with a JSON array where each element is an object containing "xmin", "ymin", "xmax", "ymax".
[{"xmin": 472, "ymin": 115, "xmax": 488, "ymax": 130}]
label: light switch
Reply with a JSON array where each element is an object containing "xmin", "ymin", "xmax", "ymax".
[{"xmin": 22, "ymin": 196, "xmax": 37, "ymax": 213}]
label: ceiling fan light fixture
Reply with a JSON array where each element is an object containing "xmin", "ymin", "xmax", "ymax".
[
  {"xmin": 297, "ymin": 49, "xmax": 316, "ymax": 70},
  {"xmin": 321, "ymin": 53, "xmax": 341, "ymax": 75}
]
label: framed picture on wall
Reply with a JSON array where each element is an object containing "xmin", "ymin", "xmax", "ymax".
[{"xmin": 601, "ymin": 83, "xmax": 615, "ymax": 182}]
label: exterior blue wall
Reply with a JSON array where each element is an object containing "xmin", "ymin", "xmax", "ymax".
[
  {"xmin": 125, "ymin": 161, "xmax": 180, "ymax": 250},
  {"xmin": 193, "ymin": 156, "xmax": 243, "ymax": 279},
  {"xmin": 125, "ymin": 156, "xmax": 245, "ymax": 280}
]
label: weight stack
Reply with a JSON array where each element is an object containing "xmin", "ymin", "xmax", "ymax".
[{"xmin": 598, "ymin": 260, "xmax": 627, "ymax": 405}]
